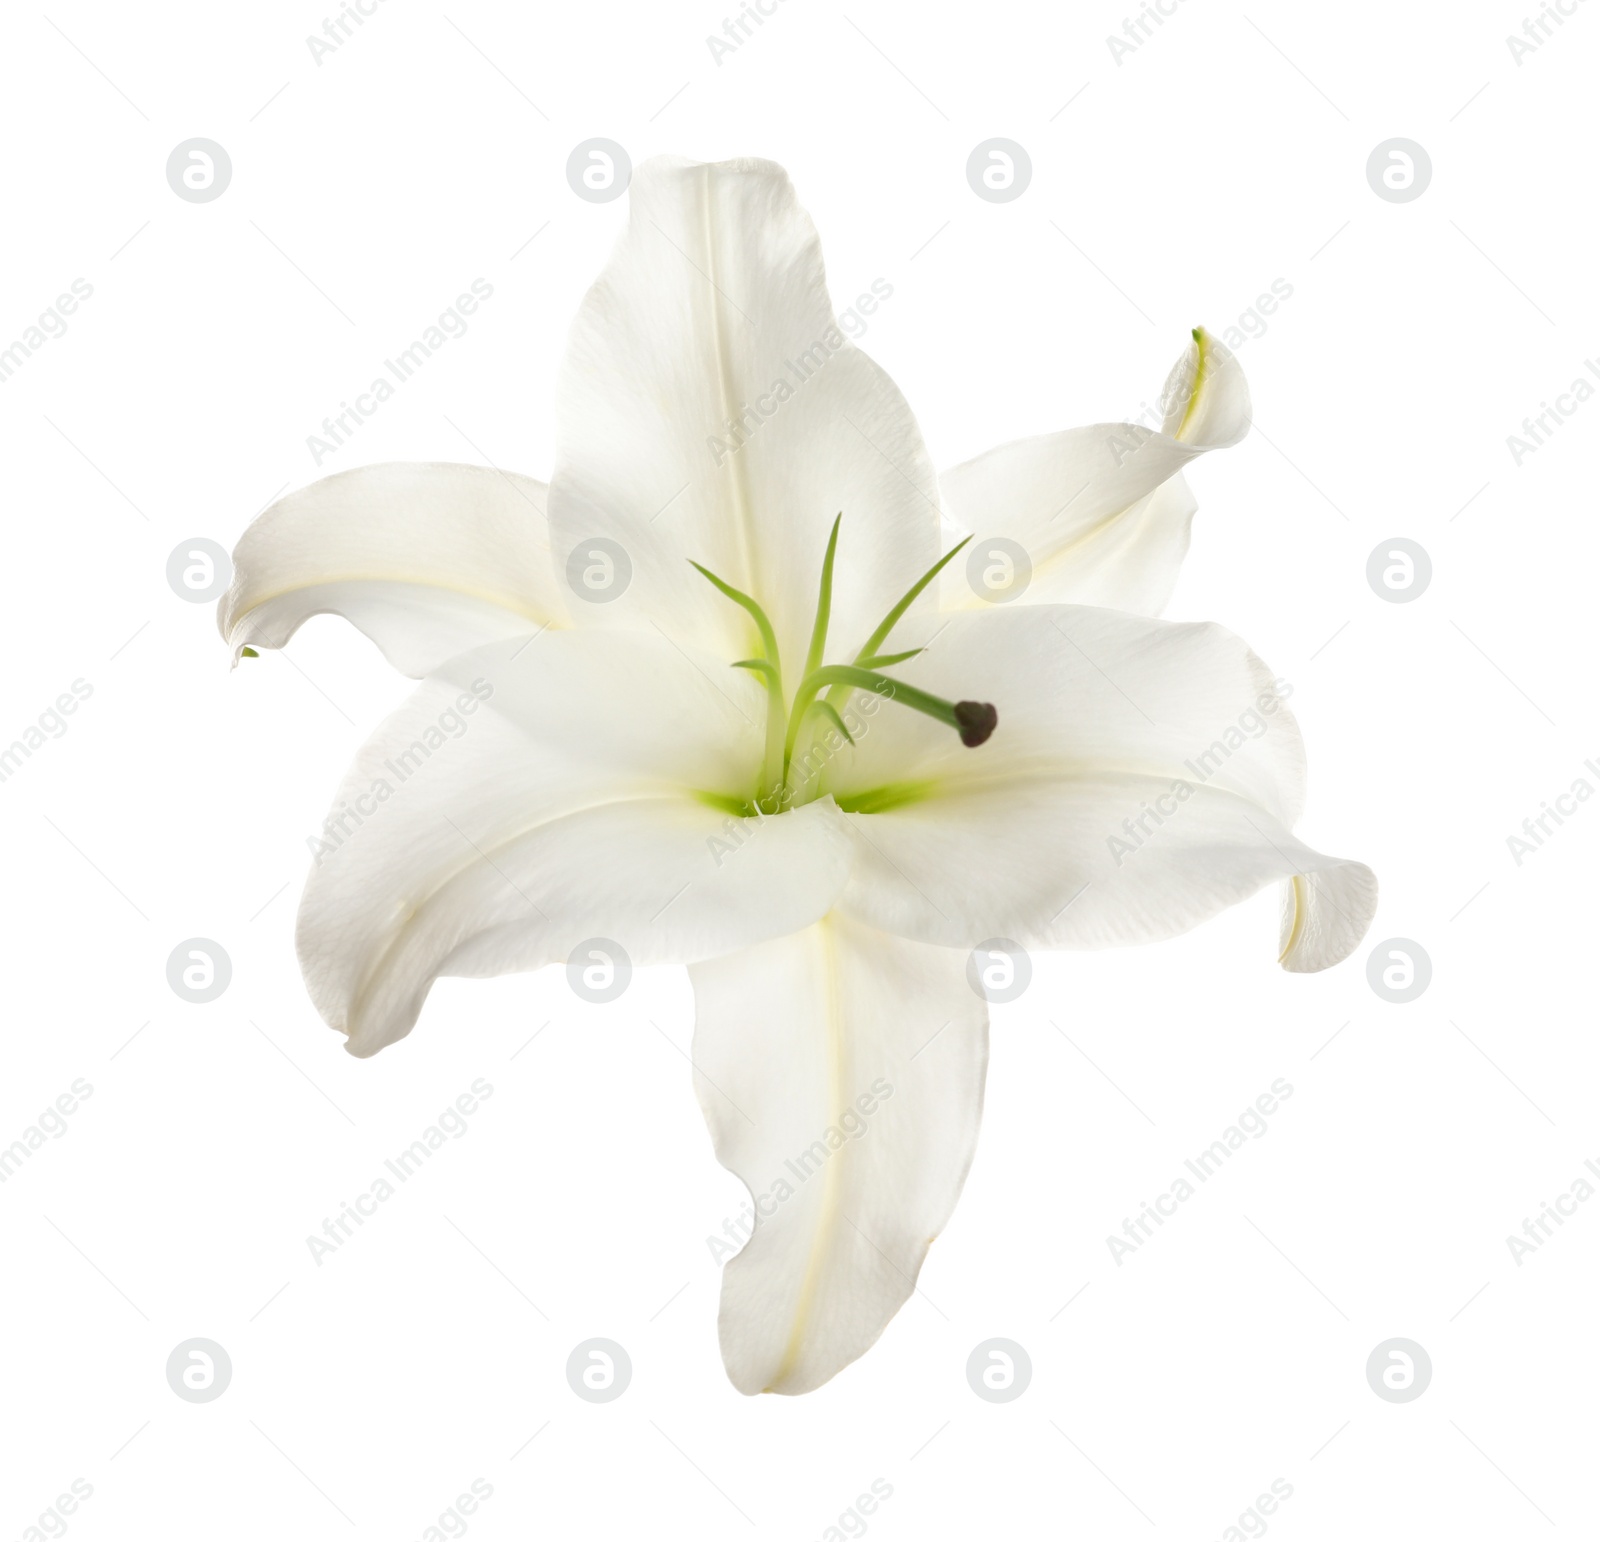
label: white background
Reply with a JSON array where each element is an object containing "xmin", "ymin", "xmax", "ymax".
[{"xmin": 2, "ymin": 1, "xmax": 1596, "ymax": 1538}]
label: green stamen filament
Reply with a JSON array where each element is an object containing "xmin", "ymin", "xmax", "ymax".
[
  {"xmin": 783, "ymin": 665, "xmax": 993, "ymax": 785},
  {"xmin": 851, "ymin": 535, "xmax": 971, "ymax": 668},
  {"xmin": 855, "ymin": 647, "xmax": 923, "ymax": 669},
  {"xmin": 803, "ymin": 514, "xmax": 842, "ymax": 681},
  {"xmin": 689, "ymin": 561, "xmax": 787, "ymax": 804},
  {"xmin": 688, "ymin": 525, "xmax": 995, "ymax": 813},
  {"xmin": 822, "ymin": 535, "xmax": 970, "ymax": 719}
]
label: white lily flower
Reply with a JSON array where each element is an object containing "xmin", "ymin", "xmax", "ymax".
[{"xmin": 220, "ymin": 156, "xmax": 1376, "ymax": 1396}]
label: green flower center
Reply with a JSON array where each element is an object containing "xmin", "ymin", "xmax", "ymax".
[{"xmin": 690, "ymin": 517, "xmax": 997, "ymax": 814}]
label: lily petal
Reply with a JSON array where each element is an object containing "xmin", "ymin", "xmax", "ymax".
[
  {"xmin": 826, "ymin": 606, "xmax": 1375, "ymax": 971},
  {"xmin": 1278, "ymin": 866, "xmax": 1381, "ymax": 974},
  {"xmin": 296, "ymin": 631, "xmax": 855, "ymax": 1055},
  {"xmin": 937, "ymin": 329, "xmax": 1250, "ymax": 615},
  {"xmin": 219, "ymin": 462, "xmax": 564, "ymax": 676},
  {"xmin": 549, "ymin": 156, "xmax": 941, "ymax": 667},
  {"xmin": 690, "ymin": 913, "xmax": 986, "ymax": 1395}
]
